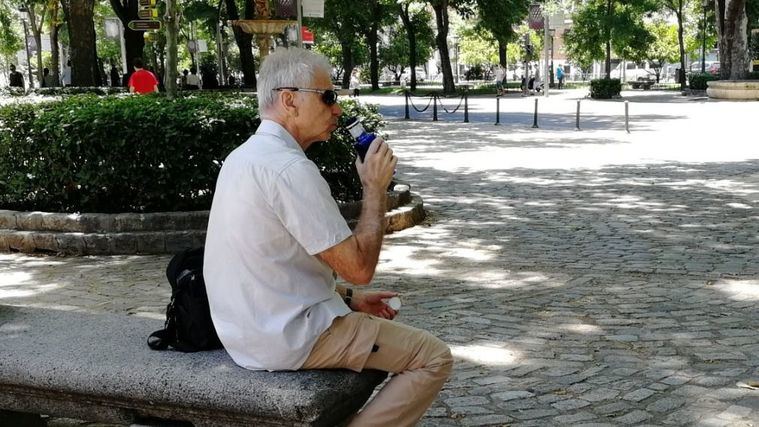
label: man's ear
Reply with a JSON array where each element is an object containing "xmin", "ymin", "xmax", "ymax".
[{"xmin": 280, "ymin": 91, "xmax": 298, "ymax": 117}]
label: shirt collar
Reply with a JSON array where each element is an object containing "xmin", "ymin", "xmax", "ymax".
[{"xmin": 256, "ymin": 120, "xmax": 303, "ymax": 152}]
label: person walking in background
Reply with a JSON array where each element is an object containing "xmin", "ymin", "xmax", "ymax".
[
  {"xmin": 61, "ymin": 60, "xmax": 71, "ymax": 87},
  {"xmin": 110, "ymin": 65, "xmax": 121, "ymax": 88},
  {"xmin": 557, "ymin": 66, "xmax": 565, "ymax": 89},
  {"xmin": 494, "ymin": 65, "xmax": 506, "ymax": 96},
  {"xmin": 350, "ymin": 69, "xmax": 360, "ymax": 97},
  {"xmin": 8, "ymin": 64, "xmax": 24, "ymax": 89},
  {"xmin": 128, "ymin": 58, "xmax": 158, "ymax": 94},
  {"xmin": 185, "ymin": 66, "xmax": 201, "ymax": 90},
  {"xmin": 41, "ymin": 67, "xmax": 55, "ymax": 87},
  {"xmin": 180, "ymin": 69, "xmax": 189, "ymax": 89}
]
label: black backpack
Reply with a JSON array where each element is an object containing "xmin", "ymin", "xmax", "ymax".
[{"xmin": 147, "ymin": 247, "xmax": 223, "ymax": 352}]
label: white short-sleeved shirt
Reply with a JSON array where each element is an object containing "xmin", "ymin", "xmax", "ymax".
[{"xmin": 204, "ymin": 120, "xmax": 352, "ymax": 371}]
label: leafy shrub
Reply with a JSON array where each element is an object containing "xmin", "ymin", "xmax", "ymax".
[
  {"xmin": 30, "ymin": 86, "xmax": 128, "ymax": 96},
  {"xmin": 688, "ymin": 72, "xmax": 719, "ymax": 90},
  {"xmin": 0, "ymin": 87, "xmax": 26, "ymax": 97},
  {"xmin": 746, "ymin": 72, "xmax": 759, "ymax": 80},
  {"xmin": 0, "ymin": 94, "xmax": 382, "ymax": 213},
  {"xmin": 590, "ymin": 78, "xmax": 621, "ymax": 99}
]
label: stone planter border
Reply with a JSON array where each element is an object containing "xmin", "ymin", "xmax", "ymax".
[
  {"xmin": 706, "ymin": 80, "xmax": 759, "ymax": 100},
  {"xmin": 0, "ymin": 187, "xmax": 425, "ymax": 255}
]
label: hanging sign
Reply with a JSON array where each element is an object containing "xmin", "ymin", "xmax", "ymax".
[{"xmin": 302, "ymin": 0, "xmax": 324, "ymax": 18}]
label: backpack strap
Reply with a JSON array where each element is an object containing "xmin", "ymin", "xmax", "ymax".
[{"xmin": 147, "ymin": 301, "xmax": 177, "ymax": 351}]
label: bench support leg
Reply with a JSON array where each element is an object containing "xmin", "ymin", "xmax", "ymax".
[{"xmin": 0, "ymin": 410, "xmax": 46, "ymax": 427}]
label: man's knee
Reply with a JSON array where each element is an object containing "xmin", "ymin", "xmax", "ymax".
[{"xmin": 427, "ymin": 335, "xmax": 453, "ymax": 379}]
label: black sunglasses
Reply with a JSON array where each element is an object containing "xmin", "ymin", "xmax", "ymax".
[{"xmin": 273, "ymin": 87, "xmax": 339, "ymax": 106}]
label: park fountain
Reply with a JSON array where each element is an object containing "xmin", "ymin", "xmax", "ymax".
[{"xmin": 230, "ymin": 0, "xmax": 297, "ymax": 60}]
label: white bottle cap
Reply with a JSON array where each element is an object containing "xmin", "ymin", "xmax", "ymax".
[{"xmin": 384, "ymin": 296, "xmax": 401, "ymax": 311}]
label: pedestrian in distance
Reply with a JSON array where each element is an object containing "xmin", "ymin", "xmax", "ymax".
[
  {"xmin": 203, "ymin": 47, "xmax": 453, "ymax": 427},
  {"xmin": 8, "ymin": 64, "xmax": 24, "ymax": 89},
  {"xmin": 41, "ymin": 67, "xmax": 56, "ymax": 88},
  {"xmin": 61, "ymin": 60, "xmax": 71, "ymax": 87},
  {"xmin": 557, "ymin": 66, "xmax": 565, "ymax": 89},
  {"xmin": 110, "ymin": 64, "xmax": 120, "ymax": 88},
  {"xmin": 350, "ymin": 69, "xmax": 360, "ymax": 97},
  {"xmin": 494, "ymin": 65, "xmax": 506, "ymax": 96},
  {"xmin": 185, "ymin": 66, "xmax": 201, "ymax": 90},
  {"xmin": 128, "ymin": 58, "xmax": 158, "ymax": 94}
]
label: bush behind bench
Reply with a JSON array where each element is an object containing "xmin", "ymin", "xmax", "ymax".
[{"xmin": 0, "ymin": 94, "xmax": 384, "ymax": 213}]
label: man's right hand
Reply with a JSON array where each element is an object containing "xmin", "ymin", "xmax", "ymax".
[{"xmin": 355, "ymin": 137, "xmax": 397, "ymax": 193}]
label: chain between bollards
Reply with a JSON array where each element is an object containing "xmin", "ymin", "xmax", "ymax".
[
  {"xmin": 494, "ymin": 96, "xmax": 501, "ymax": 126},
  {"xmin": 576, "ymin": 100, "xmax": 581, "ymax": 131},
  {"xmin": 532, "ymin": 98, "xmax": 539, "ymax": 128},
  {"xmin": 404, "ymin": 90, "xmax": 410, "ymax": 120},
  {"xmin": 625, "ymin": 100, "xmax": 630, "ymax": 133}
]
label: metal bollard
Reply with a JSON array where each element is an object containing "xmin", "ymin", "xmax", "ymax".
[
  {"xmin": 433, "ymin": 95, "xmax": 438, "ymax": 121},
  {"xmin": 495, "ymin": 96, "xmax": 501, "ymax": 126},
  {"xmin": 625, "ymin": 101, "xmax": 630, "ymax": 133},
  {"xmin": 576, "ymin": 100, "xmax": 581, "ymax": 131},
  {"xmin": 464, "ymin": 92, "xmax": 469, "ymax": 123},
  {"xmin": 404, "ymin": 91, "xmax": 410, "ymax": 120},
  {"xmin": 532, "ymin": 98, "xmax": 539, "ymax": 128}
]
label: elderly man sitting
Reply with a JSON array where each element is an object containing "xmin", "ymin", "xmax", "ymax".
[{"xmin": 203, "ymin": 47, "xmax": 453, "ymax": 426}]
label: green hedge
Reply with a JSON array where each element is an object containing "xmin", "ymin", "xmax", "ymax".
[
  {"xmin": 0, "ymin": 94, "xmax": 383, "ymax": 213},
  {"xmin": 688, "ymin": 73, "xmax": 719, "ymax": 90},
  {"xmin": 590, "ymin": 78, "xmax": 621, "ymax": 99}
]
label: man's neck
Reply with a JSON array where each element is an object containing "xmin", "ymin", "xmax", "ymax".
[{"xmin": 261, "ymin": 116, "xmax": 308, "ymax": 151}]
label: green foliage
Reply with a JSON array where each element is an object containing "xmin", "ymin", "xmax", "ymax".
[
  {"xmin": 459, "ymin": 25, "xmax": 499, "ymax": 68},
  {"xmin": 379, "ymin": 9, "xmax": 435, "ymax": 78},
  {"xmin": 0, "ymin": 94, "xmax": 382, "ymax": 213},
  {"xmin": 687, "ymin": 72, "xmax": 717, "ymax": 89},
  {"xmin": 0, "ymin": 3, "xmax": 22, "ymax": 57},
  {"xmin": 590, "ymin": 78, "xmax": 621, "ymax": 99},
  {"xmin": 29, "ymin": 86, "xmax": 128, "ymax": 96},
  {"xmin": 564, "ymin": 0, "xmax": 655, "ymax": 77}
]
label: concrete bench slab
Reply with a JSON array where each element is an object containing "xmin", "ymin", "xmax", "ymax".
[{"xmin": 0, "ymin": 305, "xmax": 387, "ymax": 426}]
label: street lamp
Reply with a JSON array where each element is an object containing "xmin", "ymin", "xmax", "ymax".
[
  {"xmin": 701, "ymin": 0, "xmax": 708, "ymax": 73},
  {"xmin": 17, "ymin": 6, "xmax": 34, "ymax": 89}
]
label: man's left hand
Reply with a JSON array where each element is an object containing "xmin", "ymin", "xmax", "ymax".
[{"xmin": 351, "ymin": 290, "xmax": 398, "ymax": 320}]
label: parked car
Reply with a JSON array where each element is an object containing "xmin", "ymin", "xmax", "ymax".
[
  {"xmin": 610, "ymin": 61, "xmax": 656, "ymax": 81},
  {"xmin": 400, "ymin": 67, "xmax": 426, "ymax": 83},
  {"xmin": 689, "ymin": 61, "xmax": 720, "ymax": 75}
]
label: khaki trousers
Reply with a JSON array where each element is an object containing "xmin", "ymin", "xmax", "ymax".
[{"xmin": 301, "ymin": 312, "xmax": 453, "ymax": 427}]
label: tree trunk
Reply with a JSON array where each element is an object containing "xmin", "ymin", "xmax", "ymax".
[
  {"xmin": 62, "ymin": 0, "xmax": 98, "ymax": 86},
  {"xmin": 605, "ymin": 0, "xmax": 612, "ymax": 78},
  {"xmin": 164, "ymin": 0, "xmax": 178, "ymax": 98},
  {"xmin": 26, "ymin": 3, "xmax": 47, "ymax": 86},
  {"xmin": 366, "ymin": 2, "xmax": 381, "ymax": 91},
  {"xmin": 399, "ymin": 4, "xmax": 418, "ymax": 91},
  {"xmin": 110, "ymin": 0, "xmax": 146, "ymax": 75},
  {"xmin": 50, "ymin": 2, "xmax": 62, "ymax": 86},
  {"xmin": 715, "ymin": 0, "xmax": 749, "ymax": 79},
  {"xmin": 340, "ymin": 40, "xmax": 354, "ymax": 88},
  {"xmin": 676, "ymin": 9, "xmax": 686, "ymax": 89},
  {"xmin": 225, "ymin": 0, "xmax": 257, "ymax": 88},
  {"xmin": 498, "ymin": 41, "xmax": 507, "ymax": 67},
  {"xmin": 432, "ymin": 1, "xmax": 454, "ymax": 93}
]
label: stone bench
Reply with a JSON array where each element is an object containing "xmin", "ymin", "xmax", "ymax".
[{"xmin": 0, "ymin": 305, "xmax": 387, "ymax": 426}]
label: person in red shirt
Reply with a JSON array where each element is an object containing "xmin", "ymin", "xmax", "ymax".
[{"xmin": 128, "ymin": 58, "xmax": 159, "ymax": 94}]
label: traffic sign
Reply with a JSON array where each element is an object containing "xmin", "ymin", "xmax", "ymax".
[
  {"xmin": 138, "ymin": 8, "xmax": 158, "ymax": 19},
  {"xmin": 128, "ymin": 20, "xmax": 161, "ymax": 31}
]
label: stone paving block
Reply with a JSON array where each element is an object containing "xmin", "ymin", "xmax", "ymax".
[
  {"xmin": 550, "ymin": 398, "xmax": 591, "ymax": 411},
  {"xmin": 579, "ymin": 387, "xmax": 619, "ymax": 402},
  {"xmin": 594, "ymin": 401, "xmax": 631, "ymax": 416},
  {"xmin": 552, "ymin": 411, "xmax": 597, "ymax": 424},
  {"xmin": 510, "ymin": 408, "xmax": 559, "ymax": 420},
  {"xmin": 647, "ymin": 396, "xmax": 686, "ymax": 413},
  {"xmin": 449, "ymin": 406, "xmax": 493, "ymax": 416},
  {"xmin": 459, "ymin": 414, "xmax": 513, "ymax": 426},
  {"xmin": 82, "ymin": 234, "xmax": 110, "ymax": 254},
  {"xmin": 444, "ymin": 396, "xmax": 489, "ymax": 407},
  {"xmin": 491, "ymin": 390, "xmax": 534, "ymax": 401},
  {"xmin": 614, "ymin": 409, "xmax": 652, "ymax": 424}
]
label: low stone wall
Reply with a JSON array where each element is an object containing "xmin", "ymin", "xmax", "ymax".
[
  {"xmin": 707, "ymin": 80, "xmax": 759, "ymax": 100},
  {"xmin": 0, "ymin": 187, "xmax": 425, "ymax": 255}
]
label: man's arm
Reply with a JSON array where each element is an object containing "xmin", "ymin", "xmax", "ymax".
[{"xmin": 317, "ymin": 138, "xmax": 397, "ymax": 285}]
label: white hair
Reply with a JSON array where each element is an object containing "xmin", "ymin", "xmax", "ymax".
[{"xmin": 258, "ymin": 47, "xmax": 333, "ymax": 113}]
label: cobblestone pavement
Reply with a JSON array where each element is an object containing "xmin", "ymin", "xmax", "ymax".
[{"xmin": 2, "ymin": 90, "xmax": 758, "ymax": 426}]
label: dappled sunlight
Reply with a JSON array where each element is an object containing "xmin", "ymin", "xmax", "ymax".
[
  {"xmin": 450, "ymin": 343, "xmax": 520, "ymax": 366},
  {"xmin": 713, "ymin": 279, "xmax": 759, "ymax": 301},
  {"xmin": 0, "ymin": 270, "xmax": 59, "ymax": 299},
  {"xmin": 559, "ymin": 323, "xmax": 604, "ymax": 335},
  {"xmin": 378, "ymin": 244, "xmax": 442, "ymax": 276}
]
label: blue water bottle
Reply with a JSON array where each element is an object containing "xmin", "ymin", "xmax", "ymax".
[{"xmin": 345, "ymin": 117, "xmax": 375, "ymax": 162}]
